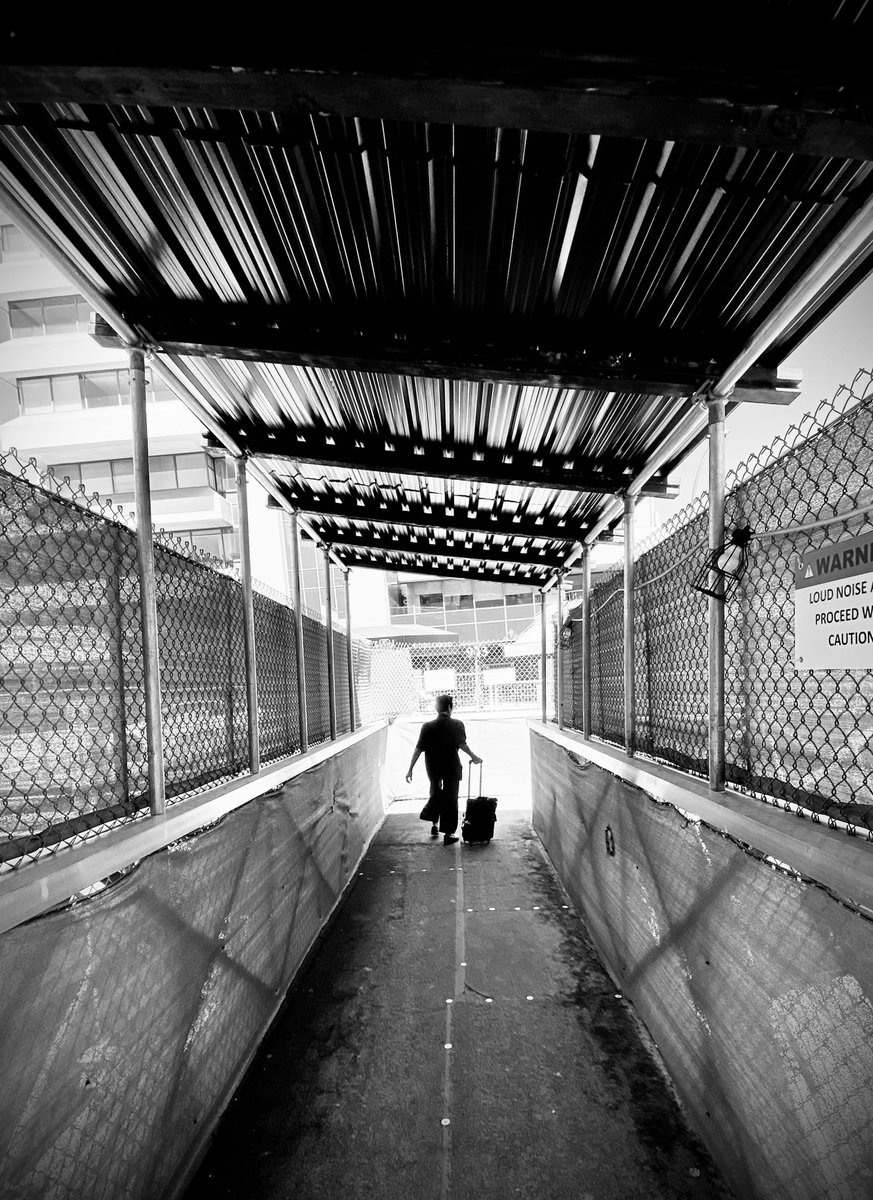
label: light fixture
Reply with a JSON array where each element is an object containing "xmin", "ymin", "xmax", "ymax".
[{"xmin": 691, "ymin": 526, "xmax": 752, "ymax": 600}]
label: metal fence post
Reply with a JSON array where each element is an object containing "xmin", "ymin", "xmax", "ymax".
[
  {"xmin": 130, "ymin": 349, "xmax": 165, "ymax": 814},
  {"xmin": 624, "ymin": 493, "xmax": 636, "ymax": 757},
  {"xmin": 344, "ymin": 568, "xmax": 356, "ymax": 732},
  {"xmin": 323, "ymin": 544, "xmax": 338, "ymax": 740},
  {"xmin": 556, "ymin": 575, "xmax": 565, "ymax": 729},
  {"xmin": 289, "ymin": 512, "xmax": 308, "ymax": 753},
  {"xmin": 581, "ymin": 545, "xmax": 592, "ymax": 739},
  {"xmin": 539, "ymin": 590, "xmax": 548, "ymax": 723},
  {"xmin": 235, "ymin": 456, "xmax": 260, "ymax": 774},
  {"xmin": 708, "ymin": 395, "xmax": 727, "ymax": 790}
]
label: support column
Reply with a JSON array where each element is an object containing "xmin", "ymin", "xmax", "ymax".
[
  {"xmin": 290, "ymin": 512, "xmax": 308, "ymax": 753},
  {"xmin": 556, "ymin": 574, "xmax": 565, "ymax": 730},
  {"xmin": 539, "ymin": 590, "xmax": 548, "ymax": 723},
  {"xmin": 708, "ymin": 396, "xmax": 727, "ymax": 791},
  {"xmin": 624, "ymin": 493, "xmax": 636, "ymax": 757},
  {"xmin": 323, "ymin": 544, "xmax": 337, "ymax": 740},
  {"xmin": 130, "ymin": 349, "xmax": 165, "ymax": 814},
  {"xmin": 344, "ymin": 568, "xmax": 356, "ymax": 732},
  {"xmin": 235, "ymin": 456, "xmax": 260, "ymax": 774},
  {"xmin": 581, "ymin": 545, "xmax": 592, "ymax": 739}
]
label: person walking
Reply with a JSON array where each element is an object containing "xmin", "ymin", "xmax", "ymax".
[{"xmin": 406, "ymin": 695, "xmax": 482, "ymax": 845}]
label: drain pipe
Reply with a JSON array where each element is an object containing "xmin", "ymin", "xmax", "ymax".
[
  {"xmin": 581, "ymin": 545, "xmax": 592, "ymax": 739},
  {"xmin": 129, "ymin": 348, "xmax": 165, "ymax": 815},
  {"xmin": 707, "ymin": 397, "xmax": 728, "ymax": 790},
  {"xmin": 289, "ymin": 512, "xmax": 309, "ymax": 754},
  {"xmin": 623, "ymin": 494, "xmax": 636, "ymax": 756},
  {"xmin": 555, "ymin": 575, "xmax": 565, "ymax": 730},
  {"xmin": 323, "ymin": 544, "xmax": 338, "ymax": 740},
  {"xmin": 235, "ymin": 455, "xmax": 260, "ymax": 775},
  {"xmin": 344, "ymin": 568, "xmax": 356, "ymax": 733},
  {"xmin": 539, "ymin": 590, "xmax": 548, "ymax": 723}
]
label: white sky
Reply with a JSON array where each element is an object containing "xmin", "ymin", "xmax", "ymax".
[{"xmin": 671, "ymin": 273, "xmax": 873, "ymax": 507}]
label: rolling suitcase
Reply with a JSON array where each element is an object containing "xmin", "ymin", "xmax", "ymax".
[{"xmin": 461, "ymin": 764, "xmax": 497, "ymax": 844}]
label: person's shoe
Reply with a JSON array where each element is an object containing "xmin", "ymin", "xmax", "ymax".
[
  {"xmin": 443, "ymin": 835, "xmax": 459, "ymax": 846},
  {"xmin": 430, "ymin": 824, "xmax": 439, "ymax": 837}
]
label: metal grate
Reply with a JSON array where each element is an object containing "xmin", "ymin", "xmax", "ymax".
[
  {"xmin": 253, "ymin": 588, "xmax": 301, "ymax": 764},
  {"xmin": 0, "ymin": 453, "xmax": 146, "ymax": 865},
  {"xmin": 725, "ymin": 370, "xmax": 873, "ymax": 828},
  {"xmin": 156, "ymin": 545, "xmax": 249, "ymax": 797},
  {"xmin": 564, "ymin": 368, "xmax": 873, "ymax": 834},
  {"xmin": 0, "ymin": 452, "xmax": 367, "ymax": 870},
  {"xmin": 333, "ymin": 627, "xmax": 351, "ymax": 735},
  {"xmin": 302, "ymin": 613, "xmax": 330, "ymax": 746},
  {"xmin": 588, "ymin": 565, "xmax": 624, "ymax": 744},
  {"xmin": 634, "ymin": 496, "xmax": 709, "ymax": 770}
]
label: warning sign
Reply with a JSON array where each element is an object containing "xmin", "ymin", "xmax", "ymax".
[{"xmin": 794, "ymin": 531, "xmax": 873, "ymax": 670}]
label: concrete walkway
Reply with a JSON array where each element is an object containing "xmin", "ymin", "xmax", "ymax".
[{"xmin": 183, "ymin": 811, "xmax": 732, "ymax": 1199}]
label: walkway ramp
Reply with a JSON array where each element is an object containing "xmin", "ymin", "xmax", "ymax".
[{"xmin": 183, "ymin": 813, "xmax": 731, "ymax": 1199}]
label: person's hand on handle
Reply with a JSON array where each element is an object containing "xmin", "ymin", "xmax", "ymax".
[{"xmin": 471, "ymin": 755, "xmax": 483, "ymax": 766}]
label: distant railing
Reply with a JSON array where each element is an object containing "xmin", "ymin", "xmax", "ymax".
[
  {"xmin": 368, "ymin": 637, "xmax": 555, "ymax": 720},
  {"xmin": 0, "ymin": 450, "xmax": 369, "ymax": 872}
]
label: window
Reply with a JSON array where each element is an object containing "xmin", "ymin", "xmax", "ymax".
[
  {"xmin": 111, "ymin": 459, "xmax": 134, "ymax": 492},
  {"xmin": 50, "ymin": 453, "xmax": 222, "ymax": 497},
  {"xmin": 175, "ymin": 527, "xmax": 239, "ymax": 560},
  {"xmin": 444, "ymin": 592, "xmax": 473, "ymax": 611},
  {"xmin": 0, "ymin": 224, "xmax": 40, "ymax": 261},
  {"xmin": 9, "ymin": 300, "xmax": 43, "ymax": 337},
  {"xmin": 80, "ymin": 461, "xmax": 113, "ymax": 495},
  {"xmin": 387, "ymin": 581, "xmax": 409, "ymax": 612},
  {"xmin": 419, "ymin": 592, "xmax": 444, "ymax": 609},
  {"xmin": 9, "ymin": 295, "xmax": 90, "ymax": 337},
  {"xmin": 18, "ymin": 369, "xmax": 170, "ymax": 414},
  {"xmin": 18, "ymin": 377, "xmax": 53, "ymax": 414},
  {"xmin": 148, "ymin": 455, "xmax": 177, "ymax": 491},
  {"xmin": 505, "ymin": 589, "xmax": 535, "ymax": 606},
  {"xmin": 83, "ymin": 370, "xmax": 125, "ymax": 409}
]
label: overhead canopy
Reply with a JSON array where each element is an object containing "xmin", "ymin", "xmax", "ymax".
[{"xmin": 2, "ymin": 24, "xmax": 873, "ymax": 585}]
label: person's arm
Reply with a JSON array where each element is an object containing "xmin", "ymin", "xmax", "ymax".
[
  {"xmin": 460, "ymin": 741, "xmax": 482, "ymax": 765},
  {"xmin": 405, "ymin": 747, "xmax": 423, "ymax": 783},
  {"xmin": 457, "ymin": 723, "xmax": 482, "ymax": 765}
]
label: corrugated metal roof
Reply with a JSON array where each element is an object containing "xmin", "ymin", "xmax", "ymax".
[{"xmin": 1, "ymin": 41, "xmax": 872, "ymax": 580}]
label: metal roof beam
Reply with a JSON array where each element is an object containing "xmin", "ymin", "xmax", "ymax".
[
  {"xmin": 270, "ymin": 482, "xmax": 579, "ymax": 543},
  {"xmin": 228, "ymin": 427, "xmax": 678, "ymax": 499},
  {"xmin": 333, "ymin": 554, "xmax": 550, "ymax": 589},
  {"xmin": 3, "ymin": 49, "xmax": 873, "ymax": 159},
  {"xmin": 301, "ymin": 527, "xmax": 567, "ymax": 570},
  {"xmin": 92, "ymin": 314, "xmax": 799, "ymax": 404}
]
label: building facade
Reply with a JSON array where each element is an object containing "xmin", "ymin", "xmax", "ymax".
[{"xmin": 0, "ymin": 209, "xmax": 298, "ymax": 601}]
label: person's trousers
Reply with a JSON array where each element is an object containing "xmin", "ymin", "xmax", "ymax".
[{"xmin": 427, "ymin": 774, "xmax": 460, "ymax": 835}]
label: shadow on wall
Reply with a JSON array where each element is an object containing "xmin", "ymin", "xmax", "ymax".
[
  {"xmin": 530, "ymin": 730, "xmax": 873, "ymax": 1200},
  {"xmin": 0, "ymin": 730, "xmax": 387, "ymax": 1200},
  {"xmin": 383, "ymin": 712, "xmax": 534, "ymax": 810}
]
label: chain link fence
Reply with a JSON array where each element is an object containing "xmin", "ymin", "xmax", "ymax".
[
  {"xmin": 0, "ymin": 451, "xmax": 368, "ymax": 871},
  {"xmin": 369, "ymin": 637, "xmax": 555, "ymax": 720},
  {"xmin": 565, "ymin": 368, "xmax": 873, "ymax": 834}
]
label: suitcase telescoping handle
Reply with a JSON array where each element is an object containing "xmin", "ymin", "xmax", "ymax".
[{"xmin": 467, "ymin": 760, "xmax": 483, "ymax": 801}]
